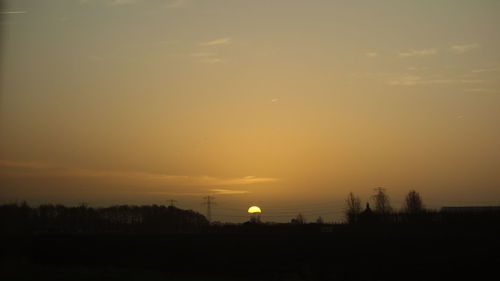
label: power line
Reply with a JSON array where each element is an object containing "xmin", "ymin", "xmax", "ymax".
[
  {"xmin": 215, "ymin": 210, "xmax": 345, "ymax": 219},
  {"xmin": 215, "ymin": 201, "xmax": 341, "ymax": 211},
  {"xmin": 217, "ymin": 203, "xmax": 345, "ymax": 211},
  {"xmin": 216, "ymin": 206, "xmax": 345, "ymax": 214},
  {"xmin": 262, "ymin": 202, "xmax": 341, "ymax": 209}
]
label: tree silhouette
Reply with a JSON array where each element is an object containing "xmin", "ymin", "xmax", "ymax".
[
  {"xmin": 316, "ymin": 216, "xmax": 324, "ymax": 224},
  {"xmin": 0, "ymin": 202, "xmax": 209, "ymax": 234},
  {"xmin": 345, "ymin": 192, "xmax": 362, "ymax": 223},
  {"xmin": 371, "ymin": 187, "xmax": 392, "ymax": 214},
  {"xmin": 291, "ymin": 213, "xmax": 306, "ymax": 224},
  {"xmin": 404, "ymin": 190, "xmax": 424, "ymax": 214}
]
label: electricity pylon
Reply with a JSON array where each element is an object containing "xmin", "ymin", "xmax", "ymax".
[
  {"xmin": 202, "ymin": 196, "xmax": 216, "ymax": 223},
  {"xmin": 167, "ymin": 199, "xmax": 177, "ymax": 207}
]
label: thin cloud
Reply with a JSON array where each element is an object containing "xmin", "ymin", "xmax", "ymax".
[
  {"xmin": 79, "ymin": 0, "xmax": 141, "ymax": 5},
  {"xmin": 189, "ymin": 52, "xmax": 215, "ymax": 57},
  {"xmin": 388, "ymin": 75, "xmax": 421, "ymax": 86},
  {"xmin": 0, "ymin": 160, "xmax": 279, "ymax": 189},
  {"xmin": 144, "ymin": 191, "xmax": 208, "ymax": 196},
  {"xmin": 472, "ymin": 68, "xmax": 498, "ymax": 73},
  {"xmin": 463, "ymin": 88, "xmax": 499, "ymax": 93},
  {"xmin": 460, "ymin": 79, "xmax": 483, "ymax": 84},
  {"xmin": 210, "ymin": 189, "xmax": 250, "ymax": 195},
  {"xmin": 383, "ymin": 72, "xmax": 484, "ymax": 86},
  {"xmin": 200, "ymin": 38, "xmax": 231, "ymax": 46},
  {"xmin": 365, "ymin": 52, "xmax": 379, "ymax": 58},
  {"xmin": 187, "ymin": 53, "xmax": 223, "ymax": 64},
  {"xmin": 450, "ymin": 43, "xmax": 479, "ymax": 54},
  {"xmin": 108, "ymin": 0, "xmax": 142, "ymax": 5},
  {"xmin": 0, "ymin": 11, "xmax": 27, "ymax": 14},
  {"xmin": 236, "ymin": 176, "xmax": 280, "ymax": 185},
  {"xmin": 398, "ymin": 48, "xmax": 437, "ymax": 58},
  {"xmin": 387, "ymin": 75, "xmax": 455, "ymax": 86},
  {"xmin": 407, "ymin": 66, "xmax": 429, "ymax": 71},
  {"xmin": 199, "ymin": 58, "xmax": 223, "ymax": 64}
]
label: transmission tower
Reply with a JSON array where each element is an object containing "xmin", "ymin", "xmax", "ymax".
[
  {"xmin": 202, "ymin": 196, "xmax": 216, "ymax": 222},
  {"xmin": 167, "ymin": 199, "xmax": 177, "ymax": 207}
]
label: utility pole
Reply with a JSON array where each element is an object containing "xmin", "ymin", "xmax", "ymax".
[
  {"xmin": 167, "ymin": 199, "xmax": 177, "ymax": 207},
  {"xmin": 202, "ymin": 196, "xmax": 216, "ymax": 223}
]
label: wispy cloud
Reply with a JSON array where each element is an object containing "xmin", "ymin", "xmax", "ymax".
[
  {"xmin": 79, "ymin": 0, "xmax": 187, "ymax": 8},
  {"xmin": 387, "ymin": 75, "xmax": 421, "ymax": 86},
  {"xmin": 188, "ymin": 37, "xmax": 232, "ymax": 64},
  {"xmin": 450, "ymin": 43, "xmax": 479, "ymax": 54},
  {"xmin": 407, "ymin": 66, "xmax": 429, "ymax": 71},
  {"xmin": 463, "ymin": 88, "xmax": 499, "ymax": 93},
  {"xmin": 200, "ymin": 37, "xmax": 231, "ymax": 46},
  {"xmin": 188, "ymin": 53, "xmax": 223, "ymax": 64},
  {"xmin": 199, "ymin": 58, "xmax": 223, "ymax": 64},
  {"xmin": 385, "ymin": 74, "xmax": 484, "ymax": 87},
  {"xmin": 0, "ymin": 160, "xmax": 279, "ymax": 190},
  {"xmin": 460, "ymin": 79, "xmax": 483, "ymax": 84},
  {"xmin": 108, "ymin": 0, "xmax": 141, "ymax": 5},
  {"xmin": 0, "ymin": 11, "xmax": 27, "ymax": 14},
  {"xmin": 398, "ymin": 48, "xmax": 437, "ymax": 58},
  {"xmin": 79, "ymin": 0, "xmax": 141, "ymax": 6},
  {"xmin": 189, "ymin": 52, "xmax": 215, "ymax": 57},
  {"xmin": 234, "ymin": 176, "xmax": 280, "ymax": 185},
  {"xmin": 365, "ymin": 52, "xmax": 379, "ymax": 58},
  {"xmin": 388, "ymin": 75, "xmax": 452, "ymax": 86},
  {"xmin": 210, "ymin": 189, "xmax": 250, "ymax": 195},
  {"xmin": 472, "ymin": 68, "xmax": 498, "ymax": 73}
]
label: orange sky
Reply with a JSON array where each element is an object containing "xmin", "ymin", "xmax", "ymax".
[{"xmin": 1, "ymin": 0, "xmax": 500, "ymax": 222}]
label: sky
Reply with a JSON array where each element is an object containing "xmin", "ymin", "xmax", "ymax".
[{"xmin": 1, "ymin": 0, "xmax": 500, "ymax": 222}]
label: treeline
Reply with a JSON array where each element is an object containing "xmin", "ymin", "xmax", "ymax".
[
  {"xmin": 0, "ymin": 202, "xmax": 209, "ymax": 234},
  {"xmin": 344, "ymin": 187, "xmax": 500, "ymax": 226},
  {"xmin": 2, "ymin": 190, "xmax": 500, "ymax": 235}
]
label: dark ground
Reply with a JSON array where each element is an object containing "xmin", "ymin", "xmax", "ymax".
[{"xmin": 1, "ymin": 224, "xmax": 499, "ymax": 281}]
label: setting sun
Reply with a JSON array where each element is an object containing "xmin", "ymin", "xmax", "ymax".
[{"xmin": 248, "ymin": 206, "xmax": 262, "ymax": 214}]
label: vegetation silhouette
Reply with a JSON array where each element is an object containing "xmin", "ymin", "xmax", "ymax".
[
  {"xmin": 404, "ymin": 190, "xmax": 424, "ymax": 214},
  {"xmin": 371, "ymin": 187, "xmax": 392, "ymax": 214},
  {"xmin": 344, "ymin": 192, "xmax": 362, "ymax": 224},
  {"xmin": 0, "ymin": 202, "xmax": 208, "ymax": 234},
  {"xmin": 1, "ymin": 191, "xmax": 500, "ymax": 280},
  {"xmin": 291, "ymin": 213, "xmax": 306, "ymax": 224}
]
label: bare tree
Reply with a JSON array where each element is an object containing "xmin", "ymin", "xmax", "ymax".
[
  {"xmin": 404, "ymin": 190, "xmax": 424, "ymax": 214},
  {"xmin": 292, "ymin": 213, "xmax": 306, "ymax": 224},
  {"xmin": 345, "ymin": 192, "xmax": 362, "ymax": 223},
  {"xmin": 371, "ymin": 187, "xmax": 392, "ymax": 214},
  {"xmin": 316, "ymin": 216, "xmax": 324, "ymax": 224}
]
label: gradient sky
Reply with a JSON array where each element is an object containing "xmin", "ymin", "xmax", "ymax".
[{"xmin": 1, "ymin": 0, "xmax": 500, "ymax": 222}]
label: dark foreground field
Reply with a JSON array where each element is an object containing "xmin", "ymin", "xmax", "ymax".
[{"xmin": 1, "ymin": 225, "xmax": 499, "ymax": 281}]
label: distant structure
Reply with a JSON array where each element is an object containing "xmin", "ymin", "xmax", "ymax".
[
  {"xmin": 441, "ymin": 206, "xmax": 500, "ymax": 213},
  {"xmin": 358, "ymin": 203, "xmax": 375, "ymax": 224},
  {"xmin": 167, "ymin": 199, "xmax": 177, "ymax": 207},
  {"xmin": 202, "ymin": 196, "xmax": 216, "ymax": 223},
  {"xmin": 363, "ymin": 202, "xmax": 372, "ymax": 213}
]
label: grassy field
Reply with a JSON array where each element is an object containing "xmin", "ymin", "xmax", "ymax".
[{"xmin": 2, "ymin": 225, "xmax": 499, "ymax": 281}]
